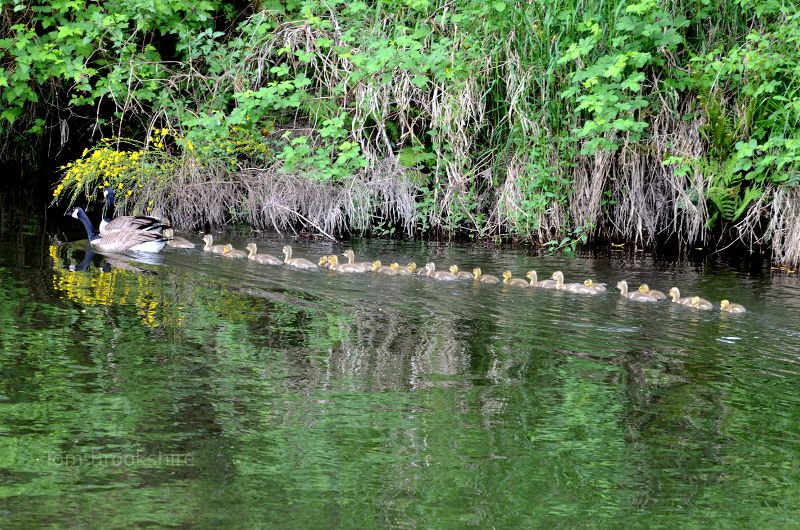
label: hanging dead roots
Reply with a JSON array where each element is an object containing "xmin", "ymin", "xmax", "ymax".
[{"xmin": 121, "ymin": 158, "xmax": 418, "ymax": 239}]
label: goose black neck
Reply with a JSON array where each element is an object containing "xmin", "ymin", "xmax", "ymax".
[
  {"xmin": 103, "ymin": 188, "xmax": 115, "ymax": 223},
  {"xmin": 75, "ymin": 208, "xmax": 99, "ymax": 241}
]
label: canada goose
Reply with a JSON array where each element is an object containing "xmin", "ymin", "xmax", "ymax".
[
  {"xmin": 403, "ymin": 262, "xmax": 418, "ymax": 275},
  {"xmin": 583, "ymin": 279, "xmax": 607, "ymax": 293},
  {"xmin": 449, "ymin": 265, "xmax": 474, "ymax": 280},
  {"xmin": 616, "ymin": 280, "xmax": 660, "ymax": 302},
  {"xmin": 472, "ymin": 267, "xmax": 500, "ymax": 284},
  {"xmin": 163, "ymin": 228, "xmax": 195, "ymax": 249},
  {"xmin": 689, "ymin": 296, "xmax": 713, "ymax": 310},
  {"xmin": 222, "ymin": 244, "xmax": 247, "ymax": 259},
  {"xmin": 668, "ymin": 287, "xmax": 693, "ymax": 306},
  {"xmin": 341, "ymin": 249, "xmax": 374, "ymax": 272},
  {"xmin": 100, "ymin": 186, "xmax": 168, "ymax": 235},
  {"xmin": 327, "ymin": 255, "xmax": 366, "ymax": 273},
  {"xmin": 66, "ymin": 207, "xmax": 167, "ymax": 253},
  {"xmin": 502, "ymin": 271, "xmax": 529, "ymax": 288},
  {"xmin": 720, "ymin": 299, "xmax": 746, "ymax": 313},
  {"xmin": 424, "ymin": 262, "xmax": 458, "ymax": 281},
  {"xmin": 551, "ymin": 271, "xmax": 596, "ymax": 293},
  {"xmin": 638, "ymin": 284, "xmax": 666, "ymax": 300},
  {"xmin": 525, "ymin": 270, "xmax": 557, "ymax": 289},
  {"xmin": 202, "ymin": 234, "xmax": 227, "ymax": 254},
  {"xmin": 371, "ymin": 260, "xmax": 396, "ymax": 275},
  {"xmin": 246, "ymin": 243, "xmax": 283, "ymax": 265},
  {"xmin": 282, "ymin": 245, "xmax": 318, "ymax": 270}
]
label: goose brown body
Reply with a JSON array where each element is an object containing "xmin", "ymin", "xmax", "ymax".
[
  {"xmin": 100, "ymin": 187, "xmax": 168, "ymax": 236},
  {"xmin": 68, "ymin": 207, "xmax": 167, "ymax": 253}
]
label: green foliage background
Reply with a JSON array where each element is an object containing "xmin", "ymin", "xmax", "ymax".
[{"xmin": 2, "ymin": 0, "xmax": 800, "ymax": 260}]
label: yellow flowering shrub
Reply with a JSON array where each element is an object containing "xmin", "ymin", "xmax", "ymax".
[{"xmin": 52, "ymin": 129, "xmax": 186, "ymax": 206}]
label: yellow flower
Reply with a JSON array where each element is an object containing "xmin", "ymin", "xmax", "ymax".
[{"xmin": 186, "ymin": 140, "xmax": 194, "ymax": 152}]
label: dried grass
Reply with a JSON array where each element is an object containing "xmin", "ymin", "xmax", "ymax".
[
  {"xmin": 120, "ymin": 157, "xmax": 417, "ymax": 239},
  {"xmin": 767, "ymin": 187, "xmax": 800, "ymax": 266}
]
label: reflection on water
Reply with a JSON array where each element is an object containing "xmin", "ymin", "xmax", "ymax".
[{"xmin": 1, "ymin": 227, "xmax": 799, "ymax": 527}]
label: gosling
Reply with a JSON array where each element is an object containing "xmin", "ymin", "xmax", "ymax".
[
  {"xmin": 473, "ymin": 268, "xmax": 500, "ymax": 284},
  {"xmin": 222, "ymin": 244, "xmax": 247, "ymax": 259},
  {"xmin": 202, "ymin": 234, "xmax": 226, "ymax": 254},
  {"xmin": 638, "ymin": 284, "xmax": 666, "ymax": 300},
  {"xmin": 449, "ymin": 265, "xmax": 474, "ymax": 280},
  {"xmin": 617, "ymin": 280, "xmax": 660, "ymax": 302},
  {"xmin": 720, "ymin": 300, "xmax": 747, "ymax": 314},
  {"xmin": 502, "ymin": 271, "xmax": 529, "ymax": 288},
  {"xmin": 246, "ymin": 243, "xmax": 283, "ymax": 265}
]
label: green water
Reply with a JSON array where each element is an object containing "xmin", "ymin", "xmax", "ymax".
[{"xmin": 1, "ymin": 226, "xmax": 799, "ymax": 527}]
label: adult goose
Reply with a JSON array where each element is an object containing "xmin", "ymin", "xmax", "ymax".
[
  {"xmin": 100, "ymin": 187, "xmax": 168, "ymax": 235},
  {"xmin": 67, "ymin": 207, "xmax": 167, "ymax": 253}
]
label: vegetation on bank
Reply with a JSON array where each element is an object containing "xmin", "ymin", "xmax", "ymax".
[{"xmin": 2, "ymin": 0, "xmax": 799, "ymax": 263}]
